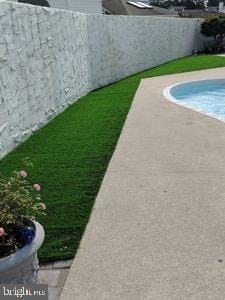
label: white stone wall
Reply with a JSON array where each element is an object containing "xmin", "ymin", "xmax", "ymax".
[
  {"xmin": 0, "ymin": 1, "xmax": 90, "ymax": 157},
  {"xmin": 0, "ymin": 1, "xmax": 203, "ymax": 158},
  {"xmin": 87, "ymin": 15, "xmax": 203, "ymax": 89}
]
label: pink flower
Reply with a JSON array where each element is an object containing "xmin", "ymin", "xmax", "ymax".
[
  {"xmin": 33, "ymin": 184, "xmax": 41, "ymax": 192},
  {"xmin": 40, "ymin": 203, "xmax": 46, "ymax": 210},
  {"xmin": 0, "ymin": 228, "xmax": 5, "ymax": 237},
  {"xmin": 19, "ymin": 170, "xmax": 27, "ymax": 178}
]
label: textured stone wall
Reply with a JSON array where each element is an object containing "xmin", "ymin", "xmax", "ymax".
[
  {"xmin": 0, "ymin": 2, "xmax": 90, "ymax": 157},
  {"xmin": 87, "ymin": 15, "xmax": 203, "ymax": 89},
  {"xmin": 0, "ymin": 1, "xmax": 203, "ymax": 158}
]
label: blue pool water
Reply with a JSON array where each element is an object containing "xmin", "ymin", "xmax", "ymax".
[{"xmin": 169, "ymin": 79, "xmax": 225, "ymax": 120}]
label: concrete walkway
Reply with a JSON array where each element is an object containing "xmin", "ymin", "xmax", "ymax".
[{"xmin": 61, "ymin": 68, "xmax": 225, "ymax": 300}]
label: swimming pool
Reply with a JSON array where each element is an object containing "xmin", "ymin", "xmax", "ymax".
[{"xmin": 163, "ymin": 79, "xmax": 225, "ymax": 122}]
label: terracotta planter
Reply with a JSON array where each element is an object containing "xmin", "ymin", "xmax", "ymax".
[{"xmin": 0, "ymin": 222, "xmax": 45, "ymax": 284}]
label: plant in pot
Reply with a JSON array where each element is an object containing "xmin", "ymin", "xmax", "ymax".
[{"xmin": 0, "ymin": 161, "xmax": 46, "ymax": 284}]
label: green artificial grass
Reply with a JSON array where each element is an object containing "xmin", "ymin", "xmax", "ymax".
[{"xmin": 1, "ymin": 55, "xmax": 225, "ymax": 262}]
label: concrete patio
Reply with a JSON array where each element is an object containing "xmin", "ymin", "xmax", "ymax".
[{"xmin": 61, "ymin": 67, "xmax": 225, "ymax": 299}]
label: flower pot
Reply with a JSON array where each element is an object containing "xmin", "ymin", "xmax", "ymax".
[{"xmin": 0, "ymin": 222, "xmax": 45, "ymax": 284}]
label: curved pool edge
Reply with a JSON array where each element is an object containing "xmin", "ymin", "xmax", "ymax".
[{"xmin": 163, "ymin": 80, "xmax": 225, "ymax": 124}]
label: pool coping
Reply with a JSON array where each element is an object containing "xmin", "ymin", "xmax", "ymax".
[{"xmin": 163, "ymin": 78, "xmax": 225, "ymax": 124}]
